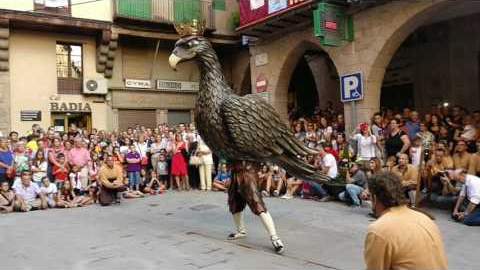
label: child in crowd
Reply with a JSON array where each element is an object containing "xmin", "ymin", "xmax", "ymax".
[
  {"xmin": 52, "ymin": 153, "xmax": 69, "ymax": 189},
  {"xmin": 31, "ymin": 150, "xmax": 48, "ymax": 188},
  {"xmin": 409, "ymin": 137, "xmax": 423, "ymax": 169},
  {"xmin": 126, "ymin": 145, "xmax": 141, "ymax": 191},
  {"xmin": 0, "ymin": 181, "xmax": 15, "ymax": 213},
  {"xmin": 213, "ymin": 163, "xmax": 231, "ymax": 192},
  {"xmin": 69, "ymin": 165, "xmax": 83, "ymax": 195},
  {"xmin": 156, "ymin": 154, "xmax": 169, "ymax": 188},
  {"xmin": 57, "ymin": 180, "xmax": 76, "ymax": 208},
  {"xmin": 39, "ymin": 177, "xmax": 58, "ymax": 208}
]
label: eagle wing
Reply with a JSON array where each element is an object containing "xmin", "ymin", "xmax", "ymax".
[{"xmin": 221, "ymin": 94, "xmax": 318, "ymax": 160}]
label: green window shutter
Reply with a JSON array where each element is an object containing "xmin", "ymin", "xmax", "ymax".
[
  {"xmin": 117, "ymin": 0, "xmax": 151, "ymax": 19},
  {"xmin": 213, "ymin": 0, "xmax": 226, "ymax": 11},
  {"xmin": 175, "ymin": 0, "xmax": 200, "ymax": 23}
]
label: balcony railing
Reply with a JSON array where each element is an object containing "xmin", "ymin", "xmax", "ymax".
[{"xmin": 115, "ymin": 0, "xmax": 215, "ymax": 29}]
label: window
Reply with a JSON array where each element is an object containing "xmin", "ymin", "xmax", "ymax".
[
  {"xmin": 56, "ymin": 43, "xmax": 83, "ymax": 94},
  {"xmin": 34, "ymin": 0, "xmax": 71, "ymax": 16}
]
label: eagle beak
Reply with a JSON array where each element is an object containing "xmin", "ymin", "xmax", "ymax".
[{"xmin": 169, "ymin": 53, "xmax": 182, "ymax": 71}]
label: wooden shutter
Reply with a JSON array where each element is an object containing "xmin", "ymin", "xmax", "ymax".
[
  {"xmin": 118, "ymin": 110, "xmax": 157, "ymax": 131},
  {"xmin": 175, "ymin": 0, "xmax": 201, "ymax": 23},
  {"xmin": 122, "ymin": 42, "xmax": 151, "ymax": 80}
]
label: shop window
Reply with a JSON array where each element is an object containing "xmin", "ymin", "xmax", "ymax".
[
  {"xmin": 56, "ymin": 43, "xmax": 83, "ymax": 94},
  {"xmin": 34, "ymin": 0, "xmax": 71, "ymax": 16}
]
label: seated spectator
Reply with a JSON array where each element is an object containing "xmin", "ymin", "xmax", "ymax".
[
  {"xmin": 144, "ymin": 171, "xmax": 166, "ymax": 195},
  {"xmin": 431, "ymin": 171, "xmax": 462, "ymax": 209},
  {"xmin": 213, "ymin": 163, "xmax": 231, "ymax": 192},
  {"xmin": 385, "ymin": 156, "xmax": 397, "ymax": 171},
  {"xmin": 281, "ymin": 176, "xmax": 303, "ymax": 199},
  {"xmin": 468, "ymin": 139, "xmax": 480, "ymax": 176},
  {"xmin": 39, "ymin": 177, "xmax": 58, "ymax": 208},
  {"xmin": 307, "ymin": 146, "xmax": 337, "ymax": 202},
  {"xmin": 338, "ymin": 163, "xmax": 368, "ymax": 208},
  {"xmin": 123, "ymin": 188, "xmax": 146, "ymax": 199},
  {"xmin": 257, "ymin": 164, "xmax": 271, "ymax": 194},
  {"xmin": 451, "ymin": 169, "xmax": 480, "ymax": 226},
  {"xmin": 56, "ymin": 180, "xmax": 76, "ymax": 208},
  {"xmin": 0, "ymin": 181, "xmax": 15, "ymax": 213},
  {"xmin": 13, "ymin": 171, "xmax": 47, "ymax": 212},
  {"xmin": 98, "ymin": 156, "xmax": 127, "ymax": 206},
  {"xmin": 391, "ymin": 154, "xmax": 419, "ymax": 205},
  {"xmin": 453, "ymin": 140, "xmax": 471, "ymax": 171},
  {"xmin": 423, "ymin": 147, "xmax": 454, "ymax": 195},
  {"xmin": 263, "ymin": 165, "xmax": 286, "ymax": 197}
]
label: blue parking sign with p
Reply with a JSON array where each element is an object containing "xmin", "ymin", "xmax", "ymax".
[{"xmin": 340, "ymin": 73, "xmax": 363, "ymax": 102}]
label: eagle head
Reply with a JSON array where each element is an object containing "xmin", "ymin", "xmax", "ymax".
[{"xmin": 169, "ymin": 36, "xmax": 210, "ymax": 70}]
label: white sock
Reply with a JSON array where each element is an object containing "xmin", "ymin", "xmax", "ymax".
[
  {"xmin": 259, "ymin": 212, "xmax": 278, "ymax": 239},
  {"xmin": 233, "ymin": 212, "xmax": 246, "ymax": 233}
]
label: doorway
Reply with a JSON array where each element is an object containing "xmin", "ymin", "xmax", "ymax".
[{"xmin": 51, "ymin": 112, "xmax": 91, "ymax": 133}]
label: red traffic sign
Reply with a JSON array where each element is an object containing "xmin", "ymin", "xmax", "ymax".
[{"xmin": 256, "ymin": 74, "xmax": 268, "ymax": 93}]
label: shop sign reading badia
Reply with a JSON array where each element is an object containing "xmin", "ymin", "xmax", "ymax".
[{"xmin": 50, "ymin": 102, "xmax": 92, "ymax": 112}]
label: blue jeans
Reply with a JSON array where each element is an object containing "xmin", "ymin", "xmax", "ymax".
[
  {"xmin": 128, "ymin": 171, "xmax": 140, "ymax": 189},
  {"xmin": 338, "ymin": 184, "xmax": 364, "ymax": 206},
  {"xmin": 307, "ymin": 181, "xmax": 328, "ymax": 197},
  {"xmin": 464, "ymin": 206, "xmax": 480, "ymax": 226}
]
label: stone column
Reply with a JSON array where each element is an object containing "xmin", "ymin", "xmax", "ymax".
[
  {"xmin": 0, "ymin": 20, "xmax": 10, "ymax": 136},
  {"xmin": 111, "ymin": 108, "xmax": 119, "ymax": 131}
]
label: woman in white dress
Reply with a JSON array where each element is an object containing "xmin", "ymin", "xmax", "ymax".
[{"xmin": 196, "ymin": 138, "xmax": 214, "ymax": 191}]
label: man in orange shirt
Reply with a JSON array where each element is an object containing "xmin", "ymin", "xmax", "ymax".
[{"xmin": 364, "ymin": 172, "xmax": 448, "ymax": 270}]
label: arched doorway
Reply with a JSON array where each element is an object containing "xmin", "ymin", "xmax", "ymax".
[
  {"xmin": 380, "ymin": 1, "xmax": 480, "ymax": 114},
  {"xmin": 238, "ymin": 66, "xmax": 252, "ymax": 96},
  {"xmin": 287, "ymin": 50, "xmax": 341, "ymax": 121}
]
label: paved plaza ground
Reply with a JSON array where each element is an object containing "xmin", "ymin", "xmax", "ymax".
[{"xmin": 1, "ymin": 191, "xmax": 479, "ymax": 269}]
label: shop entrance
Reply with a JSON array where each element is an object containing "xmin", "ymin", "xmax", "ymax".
[{"xmin": 51, "ymin": 112, "xmax": 91, "ymax": 133}]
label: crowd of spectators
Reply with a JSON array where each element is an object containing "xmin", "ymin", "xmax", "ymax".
[
  {"xmin": 283, "ymin": 103, "xmax": 480, "ymax": 226},
  {"xmin": 0, "ymin": 103, "xmax": 479, "ymax": 226}
]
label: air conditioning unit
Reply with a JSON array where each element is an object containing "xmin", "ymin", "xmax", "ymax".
[{"xmin": 83, "ymin": 78, "xmax": 108, "ymax": 95}]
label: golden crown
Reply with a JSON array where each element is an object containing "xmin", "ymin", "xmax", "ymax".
[{"xmin": 174, "ymin": 19, "xmax": 206, "ymax": 37}]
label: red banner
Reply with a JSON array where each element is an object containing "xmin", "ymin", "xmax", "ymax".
[{"xmin": 239, "ymin": 0, "xmax": 268, "ymax": 26}]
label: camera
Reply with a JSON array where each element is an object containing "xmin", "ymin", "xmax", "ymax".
[{"xmin": 437, "ymin": 171, "xmax": 448, "ymax": 178}]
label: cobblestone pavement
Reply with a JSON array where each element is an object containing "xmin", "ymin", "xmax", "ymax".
[{"xmin": 0, "ymin": 191, "xmax": 479, "ymax": 269}]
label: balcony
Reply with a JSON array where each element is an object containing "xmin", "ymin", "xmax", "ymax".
[{"xmin": 115, "ymin": 0, "xmax": 215, "ymax": 29}]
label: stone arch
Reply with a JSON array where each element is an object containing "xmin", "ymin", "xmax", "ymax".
[{"xmin": 328, "ymin": 0, "xmax": 455, "ymax": 130}]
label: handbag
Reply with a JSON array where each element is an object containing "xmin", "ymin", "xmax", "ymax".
[
  {"xmin": 189, "ymin": 155, "xmax": 203, "ymax": 166},
  {"xmin": 137, "ymin": 144, "xmax": 149, "ymax": 166}
]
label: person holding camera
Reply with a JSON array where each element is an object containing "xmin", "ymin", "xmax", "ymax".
[
  {"xmin": 449, "ymin": 169, "xmax": 480, "ymax": 226},
  {"xmin": 338, "ymin": 162, "xmax": 367, "ymax": 208}
]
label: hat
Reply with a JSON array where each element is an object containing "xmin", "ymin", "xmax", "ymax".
[{"xmin": 359, "ymin": 123, "xmax": 369, "ymax": 132}]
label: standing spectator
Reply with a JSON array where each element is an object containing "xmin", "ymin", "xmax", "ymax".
[
  {"xmin": 8, "ymin": 131, "xmax": 19, "ymax": 146},
  {"xmin": 98, "ymin": 156, "xmax": 127, "ymax": 206},
  {"xmin": 391, "ymin": 154, "xmax": 419, "ymax": 205},
  {"xmin": 292, "ymin": 121, "xmax": 306, "ymax": 144},
  {"xmin": 134, "ymin": 134, "xmax": 149, "ymax": 169},
  {"xmin": 31, "ymin": 150, "xmax": 48, "ymax": 188},
  {"xmin": 13, "ymin": 171, "xmax": 47, "ymax": 212},
  {"xmin": 13, "ymin": 141, "xmax": 30, "ymax": 178},
  {"xmin": 405, "ymin": 110, "xmax": 420, "ymax": 141},
  {"xmin": 409, "ymin": 137, "xmax": 423, "ymax": 169},
  {"xmin": 364, "ymin": 172, "xmax": 448, "ymax": 269},
  {"xmin": 197, "ymin": 139, "xmax": 214, "ymax": 191},
  {"xmin": 304, "ymin": 122, "xmax": 317, "ymax": 148},
  {"xmin": 52, "ymin": 153, "xmax": 69, "ymax": 189},
  {"xmin": 120, "ymin": 137, "xmax": 132, "ymax": 156},
  {"xmin": 150, "ymin": 135, "xmax": 164, "ymax": 172},
  {"xmin": 351, "ymin": 123, "xmax": 377, "ymax": 162},
  {"xmin": 170, "ymin": 133, "xmax": 189, "ymax": 191},
  {"xmin": 385, "ymin": 118, "xmax": 410, "ymax": 158},
  {"xmin": 450, "ymin": 169, "xmax": 480, "ymax": 226},
  {"xmin": 429, "ymin": 114, "xmax": 441, "ymax": 136},
  {"xmin": 416, "ymin": 122, "xmax": 435, "ymax": 156},
  {"xmin": 338, "ymin": 162, "xmax": 368, "ymax": 208},
  {"xmin": 0, "ymin": 138, "xmax": 14, "ymax": 184},
  {"xmin": 0, "ymin": 181, "xmax": 15, "ymax": 213},
  {"xmin": 371, "ymin": 113, "xmax": 386, "ymax": 157},
  {"xmin": 68, "ymin": 138, "xmax": 91, "ymax": 190},
  {"xmin": 317, "ymin": 117, "xmax": 333, "ymax": 144},
  {"xmin": 187, "ymin": 135, "xmax": 200, "ymax": 189},
  {"xmin": 126, "ymin": 145, "xmax": 141, "ymax": 191},
  {"xmin": 156, "ymin": 153, "xmax": 169, "ymax": 188}
]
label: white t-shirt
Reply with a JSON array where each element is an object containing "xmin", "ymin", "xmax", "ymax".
[
  {"xmin": 32, "ymin": 161, "xmax": 48, "ymax": 183},
  {"xmin": 353, "ymin": 134, "xmax": 377, "ymax": 159},
  {"xmin": 409, "ymin": 146, "xmax": 422, "ymax": 169},
  {"xmin": 40, "ymin": 183, "xmax": 58, "ymax": 200},
  {"xmin": 322, "ymin": 153, "xmax": 338, "ymax": 179},
  {"xmin": 460, "ymin": 174, "xmax": 480, "ymax": 204}
]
